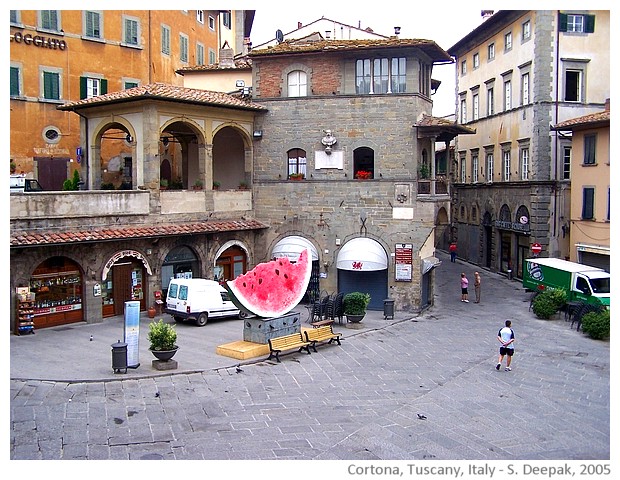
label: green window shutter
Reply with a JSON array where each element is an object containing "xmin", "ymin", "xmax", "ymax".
[
  {"xmin": 80, "ymin": 76, "xmax": 87, "ymax": 99},
  {"xmin": 10, "ymin": 67, "xmax": 20, "ymax": 96},
  {"xmin": 101, "ymin": 78, "xmax": 108, "ymax": 95},
  {"xmin": 585, "ymin": 15, "xmax": 595, "ymax": 33},
  {"xmin": 44, "ymin": 72, "xmax": 60, "ymax": 99},
  {"xmin": 559, "ymin": 13, "xmax": 568, "ymax": 32}
]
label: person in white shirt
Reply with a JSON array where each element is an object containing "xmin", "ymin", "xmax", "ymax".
[{"xmin": 496, "ymin": 320, "xmax": 515, "ymax": 371}]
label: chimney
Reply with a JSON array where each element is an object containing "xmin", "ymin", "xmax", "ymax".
[
  {"xmin": 325, "ymin": 30, "xmax": 331, "ymax": 39},
  {"xmin": 219, "ymin": 43, "xmax": 235, "ymax": 68},
  {"xmin": 394, "ymin": 26, "xmax": 401, "ymax": 35},
  {"xmin": 481, "ymin": 10, "xmax": 494, "ymax": 20},
  {"xmin": 298, "ymin": 22, "xmax": 302, "ymax": 29},
  {"xmin": 605, "ymin": 98, "xmax": 610, "ymax": 111}
]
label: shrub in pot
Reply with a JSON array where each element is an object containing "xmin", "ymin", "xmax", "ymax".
[
  {"xmin": 147, "ymin": 319, "xmax": 178, "ymax": 360},
  {"xmin": 343, "ymin": 292, "xmax": 370, "ymax": 322}
]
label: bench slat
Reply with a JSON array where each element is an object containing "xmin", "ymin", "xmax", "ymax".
[
  {"xmin": 304, "ymin": 325, "xmax": 342, "ymax": 352},
  {"xmin": 268, "ymin": 332, "xmax": 311, "ymax": 362}
]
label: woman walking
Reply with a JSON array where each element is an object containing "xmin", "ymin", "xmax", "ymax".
[{"xmin": 460, "ymin": 272, "xmax": 469, "ymax": 302}]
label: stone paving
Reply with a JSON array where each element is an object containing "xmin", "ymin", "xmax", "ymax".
[{"xmin": 9, "ymin": 251, "xmax": 611, "ymax": 465}]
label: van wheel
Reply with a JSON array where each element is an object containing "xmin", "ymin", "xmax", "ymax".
[{"xmin": 196, "ymin": 313, "xmax": 208, "ymax": 327}]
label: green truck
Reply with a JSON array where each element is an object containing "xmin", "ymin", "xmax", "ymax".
[{"xmin": 523, "ymin": 258, "xmax": 610, "ymax": 307}]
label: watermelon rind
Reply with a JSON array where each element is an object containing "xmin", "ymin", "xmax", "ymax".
[{"xmin": 226, "ymin": 248, "xmax": 312, "ymax": 318}]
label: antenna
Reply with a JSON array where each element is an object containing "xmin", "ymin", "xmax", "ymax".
[{"xmin": 275, "ymin": 29, "xmax": 284, "ymax": 43}]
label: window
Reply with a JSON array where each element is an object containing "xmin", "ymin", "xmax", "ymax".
[
  {"xmin": 222, "ymin": 11, "xmax": 231, "ymax": 29},
  {"xmin": 10, "ymin": 66, "xmax": 21, "ymax": 96},
  {"xmin": 503, "ymin": 150, "xmax": 511, "ymax": 181},
  {"xmin": 161, "ymin": 25, "xmax": 170, "ymax": 55},
  {"xmin": 582, "ymin": 187, "xmax": 594, "ymax": 219},
  {"xmin": 521, "ymin": 148, "xmax": 530, "ymax": 180},
  {"xmin": 84, "ymin": 11, "xmax": 102, "ymax": 39},
  {"xmin": 355, "ymin": 57, "xmax": 406, "ymax": 94},
  {"xmin": 10, "ymin": 10, "xmax": 20, "ymax": 24},
  {"xmin": 584, "ymin": 134, "xmax": 596, "ymax": 165},
  {"xmin": 208, "ymin": 15, "xmax": 215, "ymax": 30},
  {"xmin": 460, "ymin": 98, "xmax": 467, "ymax": 123},
  {"xmin": 522, "ymin": 20, "xmax": 531, "ymax": 41},
  {"xmin": 179, "ymin": 34, "xmax": 188, "ymax": 63},
  {"xmin": 460, "ymin": 155, "xmax": 466, "ymax": 182},
  {"xmin": 353, "ymin": 147, "xmax": 375, "ymax": 178},
  {"xmin": 486, "ymin": 153, "xmax": 494, "ymax": 182},
  {"xmin": 123, "ymin": 17, "xmax": 139, "ymax": 46},
  {"xmin": 473, "ymin": 53, "xmax": 480, "ymax": 69},
  {"xmin": 196, "ymin": 10, "xmax": 204, "ymax": 24},
  {"xmin": 473, "ymin": 93, "xmax": 479, "ymax": 120},
  {"xmin": 40, "ymin": 10, "xmax": 59, "ymax": 31},
  {"xmin": 559, "ymin": 13, "xmax": 595, "ymax": 33},
  {"xmin": 488, "ymin": 43, "xmax": 495, "ymax": 61},
  {"xmin": 505, "ymin": 31, "xmax": 512, "ymax": 51},
  {"xmin": 196, "ymin": 43, "xmax": 205, "ymax": 66},
  {"xmin": 562, "ymin": 146, "xmax": 571, "ymax": 179},
  {"xmin": 124, "ymin": 80, "xmax": 139, "ymax": 89},
  {"xmin": 80, "ymin": 76, "xmax": 108, "ymax": 99},
  {"xmin": 487, "ymin": 86, "xmax": 494, "ymax": 115},
  {"xmin": 42, "ymin": 70, "xmax": 61, "ymax": 100},
  {"xmin": 472, "ymin": 154, "xmax": 479, "ymax": 183},
  {"xmin": 504, "ymin": 80, "xmax": 511, "ymax": 110},
  {"xmin": 565, "ymin": 70, "xmax": 581, "ymax": 101},
  {"xmin": 287, "ymin": 149, "xmax": 307, "ymax": 177},
  {"xmin": 287, "ymin": 71, "xmax": 307, "ymax": 97},
  {"xmin": 521, "ymin": 72, "xmax": 530, "ymax": 105},
  {"xmin": 391, "ymin": 57, "xmax": 406, "ymax": 93},
  {"xmin": 208, "ymin": 49, "xmax": 216, "ymax": 65},
  {"xmin": 461, "ymin": 60, "xmax": 466, "ymax": 75},
  {"xmin": 607, "ymin": 187, "xmax": 610, "ymax": 221}
]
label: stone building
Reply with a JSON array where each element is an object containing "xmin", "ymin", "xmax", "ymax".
[{"xmin": 447, "ymin": 10, "xmax": 610, "ymax": 278}]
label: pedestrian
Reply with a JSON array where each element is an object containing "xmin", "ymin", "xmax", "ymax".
[
  {"xmin": 474, "ymin": 271, "xmax": 481, "ymax": 303},
  {"xmin": 496, "ymin": 320, "xmax": 515, "ymax": 371},
  {"xmin": 449, "ymin": 242, "xmax": 457, "ymax": 262},
  {"xmin": 460, "ymin": 272, "xmax": 469, "ymax": 302}
]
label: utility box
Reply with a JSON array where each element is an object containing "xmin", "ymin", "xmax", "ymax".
[
  {"xmin": 383, "ymin": 299, "xmax": 395, "ymax": 320},
  {"xmin": 111, "ymin": 341, "xmax": 128, "ymax": 374},
  {"xmin": 243, "ymin": 311, "xmax": 301, "ymax": 344}
]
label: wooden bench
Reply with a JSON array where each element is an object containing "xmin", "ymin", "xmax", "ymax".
[
  {"xmin": 303, "ymin": 325, "xmax": 342, "ymax": 353},
  {"xmin": 267, "ymin": 332, "xmax": 311, "ymax": 363},
  {"xmin": 311, "ymin": 319, "xmax": 334, "ymax": 328}
]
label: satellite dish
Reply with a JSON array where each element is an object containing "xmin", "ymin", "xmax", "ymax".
[{"xmin": 275, "ymin": 29, "xmax": 284, "ymax": 43}]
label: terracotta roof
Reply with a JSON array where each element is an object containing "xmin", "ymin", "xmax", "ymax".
[
  {"xmin": 176, "ymin": 59, "xmax": 252, "ymax": 74},
  {"xmin": 10, "ymin": 218, "xmax": 269, "ymax": 247},
  {"xmin": 414, "ymin": 114, "xmax": 476, "ymax": 133},
  {"xmin": 553, "ymin": 109, "xmax": 610, "ymax": 131},
  {"xmin": 57, "ymin": 82, "xmax": 267, "ymax": 112},
  {"xmin": 249, "ymin": 38, "xmax": 453, "ymax": 63}
]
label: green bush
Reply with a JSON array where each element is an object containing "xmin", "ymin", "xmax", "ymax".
[
  {"xmin": 532, "ymin": 295, "xmax": 557, "ymax": 319},
  {"xmin": 581, "ymin": 309, "xmax": 610, "ymax": 340},
  {"xmin": 343, "ymin": 292, "xmax": 371, "ymax": 315},
  {"xmin": 545, "ymin": 288, "xmax": 568, "ymax": 311},
  {"xmin": 147, "ymin": 319, "xmax": 178, "ymax": 351},
  {"xmin": 62, "ymin": 169, "xmax": 82, "ymax": 191}
]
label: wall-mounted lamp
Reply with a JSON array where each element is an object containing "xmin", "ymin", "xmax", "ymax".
[
  {"xmin": 253, "ymin": 130, "xmax": 263, "ymax": 139},
  {"xmin": 162, "ymin": 137, "xmax": 169, "ymax": 147},
  {"xmin": 125, "ymin": 134, "xmax": 133, "ymax": 143}
]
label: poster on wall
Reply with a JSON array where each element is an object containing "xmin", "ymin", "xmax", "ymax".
[
  {"xmin": 395, "ymin": 243, "xmax": 413, "ymax": 282},
  {"xmin": 124, "ymin": 301, "xmax": 141, "ymax": 369}
]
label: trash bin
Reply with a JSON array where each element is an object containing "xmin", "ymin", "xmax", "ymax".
[
  {"xmin": 111, "ymin": 340, "xmax": 128, "ymax": 374},
  {"xmin": 383, "ymin": 298, "xmax": 395, "ymax": 320},
  {"xmin": 507, "ymin": 269, "xmax": 513, "ymax": 280}
]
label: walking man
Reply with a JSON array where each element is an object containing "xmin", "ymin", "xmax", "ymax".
[
  {"xmin": 460, "ymin": 272, "xmax": 469, "ymax": 302},
  {"xmin": 496, "ymin": 320, "xmax": 515, "ymax": 371},
  {"xmin": 449, "ymin": 242, "xmax": 457, "ymax": 263},
  {"xmin": 474, "ymin": 271, "xmax": 481, "ymax": 303}
]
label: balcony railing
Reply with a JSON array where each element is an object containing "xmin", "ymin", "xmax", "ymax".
[{"xmin": 417, "ymin": 178, "xmax": 449, "ymax": 197}]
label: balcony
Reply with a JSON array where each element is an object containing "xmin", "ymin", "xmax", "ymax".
[{"xmin": 417, "ymin": 177, "xmax": 449, "ymax": 197}]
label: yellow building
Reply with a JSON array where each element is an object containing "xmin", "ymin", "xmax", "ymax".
[{"xmin": 9, "ymin": 9, "xmax": 253, "ymax": 188}]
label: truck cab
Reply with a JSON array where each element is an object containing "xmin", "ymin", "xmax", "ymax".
[{"xmin": 10, "ymin": 175, "xmax": 43, "ymax": 192}]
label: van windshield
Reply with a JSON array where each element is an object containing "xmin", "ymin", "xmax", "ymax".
[
  {"xmin": 590, "ymin": 277, "xmax": 610, "ymax": 294},
  {"xmin": 179, "ymin": 285, "xmax": 189, "ymax": 301},
  {"xmin": 168, "ymin": 283, "xmax": 178, "ymax": 299}
]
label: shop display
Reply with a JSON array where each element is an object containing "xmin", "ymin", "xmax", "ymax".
[
  {"xmin": 15, "ymin": 288, "xmax": 35, "ymax": 335},
  {"xmin": 29, "ymin": 271, "xmax": 83, "ymax": 328}
]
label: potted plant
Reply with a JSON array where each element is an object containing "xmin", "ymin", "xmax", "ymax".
[
  {"xmin": 147, "ymin": 319, "xmax": 178, "ymax": 361},
  {"xmin": 418, "ymin": 163, "xmax": 430, "ymax": 179},
  {"xmin": 238, "ymin": 181, "xmax": 249, "ymax": 190},
  {"xmin": 212, "ymin": 180, "xmax": 221, "ymax": 190},
  {"xmin": 192, "ymin": 179, "xmax": 203, "ymax": 190},
  {"xmin": 160, "ymin": 178, "xmax": 168, "ymax": 190},
  {"xmin": 288, "ymin": 172, "xmax": 304, "ymax": 181},
  {"xmin": 343, "ymin": 292, "xmax": 371, "ymax": 323},
  {"xmin": 10, "ymin": 161, "xmax": 17, "ymax": 174}
]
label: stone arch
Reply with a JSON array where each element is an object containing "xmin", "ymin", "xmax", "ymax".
[
  {"xmin": 91, "ymin": 117, "xmax": 137, "ymax": 190},
  {"xmin": 159, "ymin": 118, "xmax": 206, "ymax": 189},
  {"xmin": 212, "ymin": 124, "xmax": 251, "ymax": 190}
]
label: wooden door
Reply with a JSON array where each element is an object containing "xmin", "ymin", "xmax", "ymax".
[{"xmin": 112, "ymin": 264, "xmax": 133, "ymax": 315}]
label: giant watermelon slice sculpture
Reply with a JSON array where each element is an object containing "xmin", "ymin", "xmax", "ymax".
[{"xmin": 226, "ymin": 248, "xmax": 312, "ymax": 318}]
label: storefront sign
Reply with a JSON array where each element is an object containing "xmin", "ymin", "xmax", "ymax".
[
  {"xmin": 124, "ymin": 301, "xmax": 140, "ymax": 369},
  {"xmin": 494, "ymin": 220, "xmax": 530, "ymax": 233},
  {"xmin": 395, "ymin": 243, "xmax": 413, "ymax": 282},
  {"xmin": 93, "ymin": 283, "xmax": 101, "ymax": 297},
  {"xmin": 11, "ymin": 32, "xmax": 67, "ymax": 50},
  {"xmin": 34, "ymin": 303, "xmax": 82, "ymax": 315}
]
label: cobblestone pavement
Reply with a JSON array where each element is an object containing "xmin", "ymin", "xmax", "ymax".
[{"xmin": 10, "ymin": 251, "xmax": 611, "ymax": 467}]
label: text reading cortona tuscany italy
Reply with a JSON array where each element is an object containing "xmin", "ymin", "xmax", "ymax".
[{"xmin": 346, "ymin": 462, "xmax": 611, "ymax": 477}]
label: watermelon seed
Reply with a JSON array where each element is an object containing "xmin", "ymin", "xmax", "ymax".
[
  {"xmin": 275, "ymin": 269, "xmax": 280, "ymax": 276},
  {"xmin": 284, "ymin": 274, "xmax": 288, "ymax": 279},
  {"xmin": 258, "ymin": 278, "xmax": 263, "ymax": 285}
]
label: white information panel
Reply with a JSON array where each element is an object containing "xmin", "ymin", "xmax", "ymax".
[{"xmin": 124, "ymin": 301, "xmax": 141, "ymax": 368}]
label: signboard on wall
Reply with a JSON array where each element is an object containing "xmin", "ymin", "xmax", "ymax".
[
  {"xmin": 395, "ymin": 243, "xmax": 413, "ymax": 282},
  {"xmin": 124, "ymin": 301, "xmax": 141, "ymax": 369}
]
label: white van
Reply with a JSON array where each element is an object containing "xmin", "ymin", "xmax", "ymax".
[{"xmin": 164, "ymin": 278, "xmax": 244, "ymax": 326}]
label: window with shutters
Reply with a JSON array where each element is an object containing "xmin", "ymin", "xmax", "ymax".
[
  {"xmin": 161, "ymin": 25, "xmax": 171, "ymax": 55},
  {"xmin": 196, "ymin": 43, "xmax": 205, "ymax": 66},
  {"xmin": 41, "ymin": 69, "xmax": 61, "ymax": 101},
  {"xmin": 559, "ymin": 13, "xmax": 595, "ymax": 33},
  {"xmin": 582, "ymin": 187, "xmax": 595, "ymax": 220},
  {"xmin": 180, "ymin": 34, "xmax": 189, "ymax": 63},
  {"xmin": 40, "ymin": 10, "xmax": 59, "ymax": 32},
  {"xmin": 84, "ymin": 11, "xmax": 102, "ymax": 39},
  {"xmin": 10, "ymin": 66, "xmax": 21, "ymax": 97},
  {"xmin": 80, "ymin": 76, "xmax": 108, "ymax": 99},
  {"xmin": 123, "ymin": 17, "xmax": 139, "ymax": 46},
  {"xmin": 584, "ymin": 134, "xmax": 596, "ymax": 165}
]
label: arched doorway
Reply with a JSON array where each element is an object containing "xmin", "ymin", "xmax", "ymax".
[
  {"xmin": 29, "ymin": 256, "xmax": 84, "ymax": 328},
  {"xmin": 213, "ymin": 126, "xmax": 247, "ymax": 190},
  {"xmin": 161, "ymin": 246, "xmax": 200, "ymax": 296},
  {"xmin": 215, "ymin": 245, "xmax": 247, "ymax": 283},
  {"xmin": 101, "ymin": 250, "xmax": 152, "ymax": 316}
]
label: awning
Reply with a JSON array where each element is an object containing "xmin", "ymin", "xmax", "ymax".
[
  {"xmin": 336, "ymin": 238, "xmax": 388, "ymax": 271},
  {"xmin": 271, "ymin": 235, "xmax": 319, "ymax": 261},
  {"xmin": 422, "ymin": 256, "xmax": 441, "ymax": 275}
]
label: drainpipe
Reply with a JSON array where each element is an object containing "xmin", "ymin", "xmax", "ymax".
[{"xmin": 552, "ymin": 11, "xmax": 561, "ymax": 241}]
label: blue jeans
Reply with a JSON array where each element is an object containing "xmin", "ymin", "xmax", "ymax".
[{"xmin": 450, "ymin": 252, "xmax": 456, "ymax": 262}]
